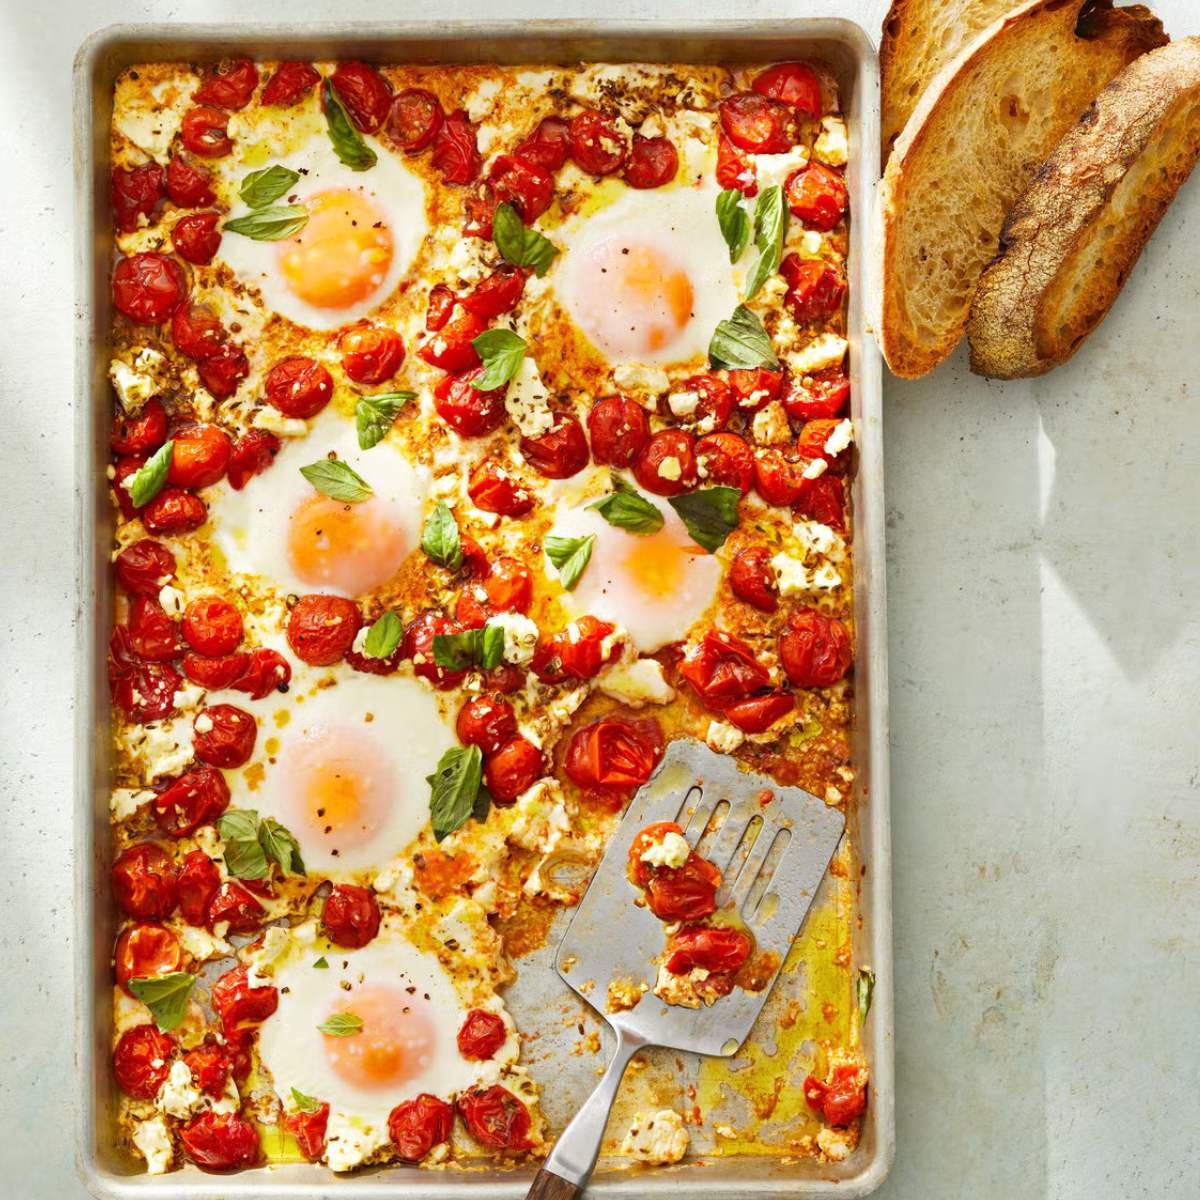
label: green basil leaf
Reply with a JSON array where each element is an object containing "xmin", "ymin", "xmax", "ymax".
[
  {"xmin": 857, "ymin": 967, "xmax": 876, "ymax": 1022},
  {"xmin": 290, "ymin": 1087, "xmax": 321, "ymax": 1114},
  {"xmin": 355, "ymin": 392, "xmax": 415, "ymax": 450},
  {"xmin": 745, "ymin": 184, "xmax": 788, "ymax": 300},
  {"xmin": 428, "ymin": 744, "xmax": 484, "ymax": 842},
  {"xmin": 240, "ymin": 164, "xmax": 300, "ymax": 209},
  {"xmin": 478, "ymin": 623, "xmax": 505, "ymax": 671},
  {"xmin": 321, "ymin": 79, "xmax": 377, "ymax": 172},
  {"xmin": 313, "ymin": 956, "xmax": 329, "ymax": 969},
  {"xmin": 299, "ymin": 458, "xmax": 373, "ymax": 502},
  {"xmin": 493, "ymin": 202, "xmax": 559, "ymax": 276},
  {"xmin": 668, "ymin": 486, "xmax": 741, "ymax": 552},
  {"xmin": 588, "ymin": 477, "xmax": 664, "ymax": 535},
  {"xmin": 224, "ymin": 205, "xmax": 309, "ymax": 241},
  {"xmin": 127, "ymin": 439, "xmax": 174, "ymax": 508},
  {"xmin": 471, "ymin": 328, "xmax": 526, "ymax": 390},
  {"xmin": 218, "ymin": 808, "xmax": 269, "ymax": 880},
  {"xmin": 362, "ymin": 610, "xmax": 402, "ymax": 660},
  {"xmin": 317, "ymin": 1011, "xmax": 364, "ymax": 1037},
  {"xmin": 127, "ymin": 971, "xmax": 195, "ymax": 1033},
  {"xmin": 258, "ymin": 817, "xmax": 305, "ymax": 876},
  {"xmin": 432, "ymin": 627, "xmax": 481, "ymax": 671},
  {"xmin": 472, "ymin": 784, "xmax": 492, "ymax": 825},
  {"xmin": 544, "ymin": 534, "xmax": 595, "ymax": 591},
  {"xmin": 708, "ymin": 304, "xmax": 780, "ymax": 370},
  {"xmin": 421, "ymin": 501, "xmax": 462, "ymax": 570},
  {"xmin": 716, "ymin": 188, "xmax": 751, "ymax": 264}
]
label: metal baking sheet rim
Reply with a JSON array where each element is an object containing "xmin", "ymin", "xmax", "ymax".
[{"xmin": 72, "ymin": 20, "xmax": 893, "ymax": 1200}]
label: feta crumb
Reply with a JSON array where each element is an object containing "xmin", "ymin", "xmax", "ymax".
[
  {"xmin": 706, "ymin": 720, "xmax": 745, "ymax": 754},
  {"xmin": 668, "ymin": 389, "xmax": 700, "ymax": 418},
  {"xmin": 351, "ymin": 626, "xmax": 369, "ymax": 655},
  {"xmin": 813, "ymin": 117, "xmax": 849, "ymax": 168},
  {"xmin": 155, "ymin": 1060, "xmax": 204, "ymax": 1119},
  {"xmin": 639, "ymin": 830, "xmax": 690, "ymax": 869},
  {"xmin": 324, "ymin": 1111, "xmax": 390, "ymax": 1172},
  {"xmin": 157, "ymin": 584, "xmax": 184, "ymax": 618},
  {"xmin": 507, "ymin": 778, "xmax": 570, "ymax": 853},
  {"xmin": 802, "ymin": 458, "xmax": 828, "ymax": 480},
  {"xmin": 816, "ymin": 1124, "xmax": 853, "ymax": 1160},
  {"xmin": 488, "ymin": 611, "xmax": 540, "ymax": 665},
  {"xmin": 193, "ymin": 713, "xmax": 213, "ymax": 734},
  {"xmin": 620, "ymin": 1109, "xmax": 690, "ymax": 1164},
  {"xmin": 657, "ymin": 456, "xmax": 682, "ymax": 482},
  {"xmin": 598, "ymin": 657, "xmax": 675, "ymax": 707},
  {"xmin": 465, "ymin": 78, "xmax": 502, "ymax": 122},
  {"xmin": 244, "ymin": 924, "xmax": 291, "ymax": 987},
  {"xmin": 132, "ymin": 1115, "xmax": 173, "ymax": 1174},
  {"xmin": 504, "ymin": 357, "xmax": 555, "ymax": 438},
  {"xmin": 109, "ymin": 351, "xmax": 166, "ymax": 414},
  {"xmin": 110, "ymin": 787, "xmax": 154, "ymax": 821},
  {"xmin": 751, "ymin": 400, "xmax": 792, "ymax": 446},
  {"xmin": 612, "ymin": 363, "xmax": 669, "ymax": 394},
  {"xmin": 252, "ymin": 408, "xmax": 308, "ymax": 438},
  {"xmin": 750, "ymin": 144, "xmax": 811, "ymax": 192},
  {"xmin": 798, "ymin": 229, "xmax": 825, "ymax": 257},
  {"xmin": 174, "ymin": 922, "xmax": 231, "ymax": 963},
  {"xmin": 823, "ymin": 418, "xmax": 853, "ymax": 457},
  {"xmin": 788, "ymin": 333, "xmax": 848, "ymax": 375},
  {"xmin": 812, "ymin": 562, "xmax": 842, "ymax": 590}
]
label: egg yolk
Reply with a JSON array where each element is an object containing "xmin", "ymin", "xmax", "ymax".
[
  {"xmin": 620, "ymin": 526, "xmax": 698, "ymax": 598},
  {"xmin": 288, "ymin": 493, "xmax": 409, "ymax": 597},
  {"xmin": 577, "ymin": 238, "xmax": 694, "ymax": 358},
  {"xmin": 322, "ymin": 986, "xmax": 436, "ymax": 1091},
  {"xmin": 277, "ymin": 188, "xmax": 394, "ymax": 310}
]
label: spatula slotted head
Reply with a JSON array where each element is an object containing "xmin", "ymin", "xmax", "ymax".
[{"xmin": 553, "ymin": 739, "xmax": 846, "ymax": 1057}]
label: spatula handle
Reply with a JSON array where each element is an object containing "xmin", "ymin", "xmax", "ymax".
[{"xmin": 525, "ymin": 1026, "xmax": 643, "ymax": 1199}]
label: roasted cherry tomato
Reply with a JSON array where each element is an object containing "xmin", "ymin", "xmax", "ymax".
[
  {"xmin": 462, "ymin": 182, "xmax": 498, "ymax": 239},
  {"xmin": 587, "ymin": 394, "xmax": 650, "ymax": 467},
  {"xmin": 457, "ymin": 1009, "xmax": 508, "ymax": 1061},
  {"xmin": 180, "ymin": 1111, "xmax": 262, "ymax": 1171},
  {"xmin": 142, "ymin": 488, "xmax": 207, "ymax": 536},
  {"xmin": 182, "ymin": 651, "xmax": 248, "ymax": 690},
  {"xmin": 389, "ymin": 1094, "xmax": 455, "ymax": 1162},
  {"xmin": 483, "ymin": 737, "xmax": 543, "ymax": 805},
  {"xmin": 387, "ymin": 87, "xmax": 445, "ymax": 151},
  {"xmin": 128, "ymin": 595, "xmax": 183, "ymax": 662},
  {"xmin": 338, "ymin": 323, "xmax": 405, "ymax": 385},
  {"xmin": 696, "ymin": 432, "xmax": 755, "ymax": 493},
  {"xmin": 489, "ymin": 153, "xmax": 554, "ymax": 223},
  {"xmin": 285, "ymin": 1102, "xmax": 331, "ymax": 1161},
  {"xmin": 645, "ymin": 852, "xmax": 722, "ymax": 922},
  {"xmin": 194, "ymin": 59, "xmax": 259, "ymax": 110},
  {"xmin": 181, "ymin": 106, "xmax": 233, "ymax": 157},
  {"xmin": 109, "ymin": 647, "xmax": 181, "ymax": 723},
  {"xmin": 170, "ymin": 301, "xmax": 224, "ymax": 359},
  {"xmin": 783, "ymin": 366, "xmax": 849, "ymax": 422},
  {"xmin": 785, "ymin": 163, "xmax": 848, "ymax": 230},
  {"xmin": 665, "ymin": 924, "xmax": 753, "ymax": 975},
  {"xmin": 322, "ymin": 884, "xmax": 381, "ymax": 949},
  {"xmin": 430, "ymin": 109, "xmax": 481, "ymax": 184},
  {"xmin": 330, "ymin": 61, "xmax": 392, "ymax": 133},
  {"xmin": 264, "ymin": 356, "xmax": 334, "ymax": 419},
  {"xmin": 717, "ymin": 130, "xmax": 756, "ymax": 195},
  {"xmin": 729, "ymin": 545, "xmax": 778, "ymax": 612},
  {"xmin": 211, "ymin": 964, "xmax": 279, "ymax": 1034},
  {"xmin": 627, "ymin": 821, "xmax": 687, "ymax": 888},
  {"xmin": 795, "ymin": 473, "xmax": 846, "ymax": 530},
  {"xmin": 751, "ymin": 61, "xmax": 823, "ymax": 116},
  {"xmin": 468, "ymin": 461, "xmax": 535, "ymax": 518},
  {"xmin": 426, "ymin": 282, "xmax": 458, "ymax": 331},
  {"xmin": 154, "ymin": 767, "xmax": 230, "ymax": 838},
  {"xmin": 520, "ymin": 413, "xmax": 590, "ymax": 480},
  {"xmin": 166, "ymin": 154, "xmax": 215, "ymax": 207},
  {"xmin": 168, "ymin": 423, "xmax": 232, "ymax": 489},
  {"xmin": 112, "ymin": 843, "xmax": 178, "ymax": 921},
  {"xmin": 515, "ymin": 115, "xmax": 572, "ymax": 171},
  {"xmin": 197, "ymin": 342, "xmax": 249, "ymax": 398},
  {"xmin": 568, "ymin": 110, "xmax": 628, "ymax": 175},
  {"xmin": 402, "ymin": 610, "xmax": 468, "ymax": 690},
  {"xmin": 287, "ymin": 594, "xmax": 362, "ymax": 666},
  {"xmin": 226, "ymin": 429, "xmax": 281, "ymax": 490},
  {"xmin": 183, "ymin": 1040, "xmax": 232, "ymax": 1098},
  {"xmin": 564, "ymin": 718, "xmax": 664, "ymax": 808},
  {"xmin": 111, "ymin": 397, "xmax": 167, "ymax": 457},
  {"xmin": 193, "ymin": 703, "xmax": 257, "ymax": 769},
  {"xmin": 795, "ymin": 417, "xmax": 850, "ymax": 473},
  {"xmin": 720, "ymin": 91, "xmax": 793, "ymax": 154},
  {"xmin": 181, "ymin": 596, "xmax": 242, "ymax": 656},
  {"xmin": 115, "ymin": 922, "xmax": 182, "ymax": 993},
  {"xmin": 727, "ymin": 366, "xmax": 784, "ymax": 411},
  {"xmin": 624, "ymin": 134, "xmax": 678, "ymax": 188},
  {"xmin": 457, "ymin": 1085, "xmax": 532, "ymax": 1152},
  {"xmin": 668, "ymin": 373, "xmax": 734, "ymax": 432},
  {"xmin": 456, "ymin": 694, "xmax": 517, "ymax": 756},
  {"xmin": 822, "ymin": 1065, "xmax": 869, "ymax": 1126},
  {"xmin": 678, "ymin": 629, "xmax": 771, "ymax": 711},
  {"xmin": 724, "ymin": 689, "xmax": 795, "ymax": 733},
  {"xmin": 206, "ymin": 881, "xmax": 266, "ymax": 934},
  {"xmin": 754, "ymin": 446, "xmax": 804, "ymax": 507},
  {"xmin": 461, "ymin": 266, "xmax": 527, "ymax": 319},
  {"xmin": 113, "ymin": 1024, "xmax": 175, "ymax": 1099},
  {"xmin": 111, "ymin": 162, "xmax": 163, "ymax": 234},
  {"xmin": 172, "ymin": 211, "xmax": 222, "ymax": 265},
  {"xmin": 781, "ymin": 254, "xmax": 847, "ymax": 322},
  {"xmin": 418, "ymin": 309, "xmax": 486, "ymax": 372},
  {"xmin": 531, "ymin": 615, "xmax": 617, "ymax": 684},
  {"xmin": 434, "ymin": 367, "xmax": 507, "ymax": 437},
  {"xmin": 261, "ymin": 60, "xmax": 320, "ymax": 106},
  {"xmin": 634, "ymin": 428, "xmax": 697, "ymax": 496},
  {"xmin": 230, "ymin": 647, "xmax": 292, "ymax": 699},
  {"xmin": 112, "ymin": 252, "xmax": 186, "ymax": 324},
  {"xmin": 111, "ymin": 455, "xmax": 146, "ymax": 520},
  {"xmin": 780, "ymin": 608, "xmax": 852, "ymax": 687},
  {"xmin": 176, "ymin": 849, "xmax": 221, "ymax": 925}
]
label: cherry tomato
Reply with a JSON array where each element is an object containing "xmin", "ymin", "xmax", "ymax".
[
  {"xmin": 176, "ymin": 849, "xmax": 220, "ymax": 924},
  {"xmin": 345, "ymin": 635, "xmax": 403, "ymax": 677},
  {"xmin": 128, "ymin": 595, "xmax": 183, "ymax": 662},
  {"xmin": 785, "ymin": 163, "xmax": 848, "ymax": 230},
  {"xmin": 724, "ymin": 689, "xmax": 795, "ymax": 733},
  {"xmin": 330, "ymin": 61, "xmax": 392, "ymax": 133},
  {"xmin": 286, "ymin": 594, "xmax": 362, "ymax": 666},
  {"xmin": 468, "ymin": 461, "xmax": 535, "ymax": 517},
  {"xmin": 142, "ymin": 488, "xmax": 207, "ymax": 536},
  {"xmin": 624, "ymin": 134, "xmax": 678, "ymax": 188},
  {"xmin": 752, "ymin": 61, "xmax": 823, "ymax": 116},
  {"xmin": 418, "ymin": 309, "xmax": 486, "ymax": 372},
  {"xmin": 456, "ymin": 694, "xmax": 517, "ymax": 755},
  {"xmin": 587, "ymin": 394, "xmax": 649, "ymax": 467},
  {"xmin": 115, "ymin": 922, "xmax": 182, "ymax": 993},
  {"xmin": 717, "ymin": 131, "xmax": 756, "ymax": 195},
  {"xmin": 112, "ymin": 253, "xmax": 186, "ymax": 324},
  {"xmin": 211, "ymin": 964, "xmax": 278, "ymax": 1034},
  {"xmin": 111, "ymin": 456, "xmax": 146, "ymax": 520},
  {"xmin": 181, "ymin": 596, "xmax": 242, "ymax": 656},
  {"xmin": 154, "ymin": 766, "xmax": 230, "ymax": 838},
  {"xmin": 462, "ymin": 266, "xmax": 527, "ymax": 319},
  {"xmin": 727, "ymin": 366, "xmax": 784, "ymax": 412},
  {"xmin": 780, "ymin": 608, "xmax": 852, "ymax": 687},
  {"xmin": 111, "ymin": 397, "xmax": 167, "ymax": 457},
  {"xmin": 183, "ymin": 1040, "xmax": 232, "ymax": 1098},
  {"xmin": 168, "ymin": 423, "xmax": 232, "ymax": 489},
  {"xmin": 322, "ymin": 883, "xmax": 381, "ymax": 949},
  {"xmin": 678, "ymin": 629, "xmax": 771, "ymax": 711},
  {"xmin": 696, "ymin": 432, "xmax": 755, "ymax": 493},
  {"xmin": 338, "ymin": 323, "xmax": 405, "ymax": 385},
  {"xmin": 482, "ymin": 662, "xmax": 525, "ymax": 694},
  {"xmin": 206, "ymin": 881, "xmax": 266, "ymax": 934},
  {"xmin": 389, "ymin": 1094, "xmax": 454, "ymax": 1162},
  {"xmin": 113, "ymin": 1024, "xmax": 175, "ymax": 1099},
  {"xmin": 463, "ymin": 182, "xmax": 498, "ymax": 239},
  {"xmin": 485, "ymin": 557, "xmax": 533, "ymax": 613},
  {"xmin": 665, "ymin": 924, "xmax": 753, "ymax": 974},
  {"xmin": 783, "ymin": 366, "xmax": 849, "ymax": 422},
  {"xmin": 261, "ymin": 60, "xmax": 320, "ymax": 106},
  {"xmin": 721, "ymin": 91, "xmax": 794, "ymax": 154},
  {"xmin": 823, "ymin": 1065, "xmax": 868, "ymax": 1125},
  {"xmin": 197, "ymin": 343, "xmax": 249, "ymax": 399},
  {"xmin": 457, "ymin": 1008, "xmax": 508, "ymax": 1060},
  {"xmin": 521, "ymin": 413, "xmax": 590, "ymax": 479},
  {"xmin": 634, "ymin": 428, "xmax": 697, "ymax": 496},
  {"xmin": 730, "ymin": 545, "xmax": 778, "ymax": 612},
  {"xmin": 227, "ymin": 429, "xmax": 281, "ymax": 490},
  {"xmin": 457, "ymin": 1085, "xmax": 532, "ymax": 1151},
  {"xmin": 795, "ymin": 473, "xmax": 846, "ymax": 530},
  {"xmin": 402, "ymin": 610, "xmax": 468, "ymax": 690},
  {"xmin": 668, "ymin": 373, "xmax": 734, "ymax": 432},
  {"xmin": 109, "ymin": 650, "xmax": 181, "ymax": 723},
  {"xmin": 515, "ymin": 116, "xmax": 572, "ymax": 172},
  {"xmin": 781, "ymin": 254, "xmax": 847, "ymax": 322},
  {"xmin": 534, "ymin": 615, "xmax": 619, "ymax": 683},
  {"xmin": 193, "ymin": 703, "xmax": 257, "ymax": 769},
  {"xmin": 754, "ymin": 446, "xmax": 804, "ymax": 507},
  {"xmin": 564, "ymin": 718, "xmax": 664, "ymax": 808},
  {"xmin": 627, "ymin": 821, "xmax": 687, "ymax": 887},
  {"xmin": 181, "ymin": 106, "xmax": 233, "ymax": 157},
  {"xmin": 434, "ymin": 368, "xmax": 507, "ymax": 437},
  {"xmin": 431, "ymin": 109, "xmax": 481, "ymax": 184},
  {"xmin": 489, "ymin": 153, "xmax": 554, "ymax": 223},
  {"xmin": 111, "ymin": 162, "xmax": 163, "ymax": 233},
  {"xmin": 172, "ymin": 211, "xmax": 222, "ymax": 265},
  {"xmin": 264, "ymin": 356, "xmax": 333, "ymax": 419},
  {"xmin": 804, "ymin": 1073, "xmax": 830, "ymax": 1113},
  {"xmin": 112, "ymin": 843, "xmax": 178, "ymax": 920},
  {"xmin": 568, "ymin": 110, "xmax": 628, "ymax": 175},
  {"xmin": 169, "ymin": 302, "xmax": 222, "ymax": 361},
  {"xmin": 387, "ymin": 87, "xmax": 444, "ymax": 151},
  {"xmin": 796, "ymin": 417, "xmax": 850, "ymax": 472},
  {"xmin": 285, "ymin": 1102, "xmax": 330, "ymax": 1161},
  {"xmin": 182, "ymin": 651, "xmax": 248, "ymax": 690},
  {"xmin": 426, "ymin": 283, "xmax": 457, "ymax": 331},
  {"xmin": 484, "ymin": 737, "xmax": 543, "ymax": 805},
  {"xmin": 194, "ymin": 59, "xmax": 259, "ymax": 110},
  {"xmin": 645, "ymin": 852, "xmax": 721, "ymax": 922},
  {"xmin": 166, "ymin": 153, "xmax": 215, "ymax": 207},
  {"xmin": 230, "ymin": 648, "xmax": 292, "ymax": 699},
  {"xmin": 180, "ymin": 1110, "xmax": 261, "ymax": 1171}
]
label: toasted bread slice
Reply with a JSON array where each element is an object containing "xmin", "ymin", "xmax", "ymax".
[
  {"xmin": 881, "ymin": 0, "xmax": 1027, "ymax": 163},
  {"xmin": 876, "ymin": 0, "xmax": 1166, "ymax": 379},
  {"xmin": 969, "ymin": 38, "xmax": 1200, "ymax": 378}
]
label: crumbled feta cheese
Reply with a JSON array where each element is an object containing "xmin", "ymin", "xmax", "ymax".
[
  {"xmin": 802, "ymin": 457, "xmax": 828, "ymax": 480},
  {"xmin": 252, "ymin": 408, "xmax": 307, "ymax": 437},
  {"xmin": 132, "ymin": 1115, "xmax": 174, "ymax": 1174},
  {"xmin": 598, "ymin": 657, "xmax": 675, "ymax": 707},
  {"xmin": 620, "ymin": 1109, "xmax": 690, "ymax": 1164},
  {"xmin": 504, "ymin": 357, "xmax": 555, "ymax": 438},
  {"xmin": 174, "ymin": 922, "xmax": 231, "ymax": 963},
  {"xmin": 750, "ymin": 144, "xmax": 811, "ymax": 192},
  {"xmin": 751, "ymin": 400, "xmax": 792, "ymax": 446},
  {"xmin": 109, "ymin": 350, "xmax": 167, "ymax": 413},
  {"xmin": 794, "ymin": 519, "xmax": 842, "ymax": 558},
  {"xmin": 193, "ymin": 713, "xmax": 213, "ymax": 734},
  {"xmin": 668, "ymin": 389, "xmax": 700, "ymax": 418},
  {"xmin": 705, "ymin": 720, "xmax": 745, "ymax": 754},
  {"xmin": 788, "ymin": 333, "xmax": 848, "ymax": 375},
  {"xmin": 324, "ymin": 1111, "xmax": 390, "ymax": 1172},
  {"xmin": 485, "ymin": 610, "xmax": 539, "ymax": 666},
  {"xmin": 447, "ymin": 235, "xmax": 490, "ymax": 284},
  {"xmin": 507, "ymin": 779, "xmax": 570, "ymax": 853},
  {"xmin": 654, "ymin": 963, "xmax": 712, "ymax": 1008},
  {"xmin": 465, "ymin": 78, "xmax": 502, "ymax": 122},
  {"xmin": 157, "ymin": 584, "xmax": 185, "ymax": 618},
  {"xmin": 823, "ymin": 418, "xmax": 853, "ymax": 457},
  {"xmin": 813, "ymin": 117, "xmax": 849, "ymax": 168},
  {"xmin": 812, "ymin": 562, "xmax": 842, "ymax": 589},
  {"xmin": 657, "ymin": 456, "xmax": 682, "ymax": 482},
  {"xmin": 155, "ymin": 1060, "xmax": 204, "ymax": 1119},
  {"xmin": 244, "ymin": 924, "xmax": 290, "ymax": 987},
  {"xmin": 119, "ymin": 720, "xmax": 194, "ymax": 783},
  {"xmin": 607, "ymin": 976, "xmax": 648, "ymax": 1012},
  {"xmin": 772, "ymin": 552, "xmax": 840, "ymax": 596},
  {"xmin": 798, "ymin": 229, "xmax": 825, "ymax": 257},
  {"xmin": 639, "ymin": 830, "xmax": 690, "ymax": 869},
  {"xmin": 612, "ymin": 363, "xmax": 669, "ymax": 395},
  {"xmin": 816, "ymin": 1124, "xmax": 853, "ymax": 1160},
  {"xmin": 351, "ymin": 626, "xmax": 369, "ymax": 655},
  {"xmin": 110, "ymin": 787, "xmax": 155, "ymax": 821}
]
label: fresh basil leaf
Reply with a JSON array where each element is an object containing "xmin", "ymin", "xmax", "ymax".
[
  {"xmin": 471, "ymin": 328, "xmax": 526, "ymax": 390},
  {"xmin": 299, "ymin": 458, "xmax": 373, "ymax": 502},
  {"xmin": 588, "ymin": 477, "xmax": 664, "ymax": 536},
  {"xmin": 472, "ymin": 784, "xmax": 492, "ymax": 824},
  {"xmin": 362, "ymin": 610, "xmax": 402, "ymax": 660},
  {"xmin": 355, "ymin": 392, "xmax": 415, "ymax": 450},
  {"xmin": 313, "ymin": 956, "xmax": 329, "ymax": 970},
  {"xmin": 291, "ymin": 1087, "xmax": 321, "ymax": 1114},
  {"xmin": 857, "ymin": 968, "xmax": 876, "ymax": 1022},
  {"xmin": 317, "ymin": 1011, "xmax": 364, "ymax": 1037},
  {"xmin": 127, "ymin": 439, "xmax": 174, "ymax": 508},
  {"xmin": 259, "ymin": 817, "xmax": 305, "ymax": 876},
  {"xmin": 708, "ymin": 304, "xmax": 780, "ymax": 370},
  {"xmin": 218, "ymin": 808, "xmax": 269, "ymax": 880},
  {"xmin": 745, "ymin": 184, "xmax": 788, "ymax": 300},
  {"xmin": 321, "ymin": 79, "xmax": 377, "ymax": 172},
  {"xmin": 493, "ymin": 202, "xmax": 559, "ymax": 276},
  {"xmin": 421, "ymin": 501, "xmax": 462, "ymax": 570},
  {"xmin": 431, "ymin": 624, "xmax": 504, "ymax": 672},
  {"xmin": 428, "ymin": 744, "xmax": 484, "ymax": 842},
  {"xmin": 224, "ymin": 205, "xmax": 308, "ymax": 241},
  {"xmin": 668, "ymin": 486, "xmax": 741, "ymax": 552},
  {"xmin": 545, "ymin": 534, "xmax": 595, "ymax": 591},
  {"xmin": 240, "ymin": 164, "xmax": 300, "ymax": 209},
  {"xmin": 716, "ymin": 188, "xmax": 751, "ymax": 264},
  {"xmin": 127, "ymin": 971, "xmax": 195, "ymax": 1033},
  {"xmin": 478, "ymin": 623, "xmax": 505, "ymax": 671}
]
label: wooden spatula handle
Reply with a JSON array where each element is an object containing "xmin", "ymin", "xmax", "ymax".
[{"xmin": 526, "ymin": 1167, "xmax": 582, "ymax": 1200}]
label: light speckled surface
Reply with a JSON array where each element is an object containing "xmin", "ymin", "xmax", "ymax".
[{"xmin": 1, "ymin": 1, "xmax": 1197, "ymax": 1196}]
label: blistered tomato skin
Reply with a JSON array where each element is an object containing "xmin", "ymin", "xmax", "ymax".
[
  {"xmin": 206, "ymin": 881, "xmax": 266, "ymax": 933},
  {"xmin": 193, "ymin": 704, "xmax": 257, "ymax": 769},
  {"xmin": 154, "ymin": 766, "xmax": 231, "ymax": 838},
  {"xmin": 114, "ymin": 922, "xmax": 183, "ymax": 993},
  {"xmin": 112, "ymin": 253, "xmax": 186, "ymax": 324},
  {"xmin": 128, "ymin": 596, "xmax": 183, "ymax": 662},
  {"xmin": 483, "ymin": 737, "xmax": 544, "ymax": 805},
  {"xmin": 720, "ymin": 92, "xmax": 794, "ymax": 154},
  {"xmin": 458, "ymin": 1086, "xmax": 533, "ymax": 1151},
  {"xmin": 696, "ymin": 432, "xmax": 755, "ymax": 493},
  {"xmin": 181, "ymin": 106, "xmax": 234, "ymax": 157},
  {"xmin": 520, "ymin": 414, "xmax": 590, "ymax": 479},
  {"xmin": 388, "ymin": 88, "xmax": 445, "ymax": 152},
  {"xmin": 227, "ymin": 430, "xmax": 281, "ymax": 490},
  {"xmin": 780, "ymin": 608, "xmax": 852, "ymax": 688},
  {"xmin": 516, "ymin": 116, "xmax": 572, "ymax": 172},
  {"xmin": 171, "ymin": 303, "xmax": 225, "ymax": 360},
  {"xmin": 142, "ymin": 488, "xmax": 207, "ymax": 536},
  {"xmin": 322, "ymin": 884, "xmax": 382, "ymax": 949},
  {"xmin": 431, "ymin": 110, "xmax": 482, "ymax": 185},
  {"xmin": 468, "ymin": 462, "xmax": 535, "ymax": 518},
  {"xmin": 265, "ymin": 357, "xmax": 334, "ymax": 419},
  {"xmin": 112, "ymin": 843, "xmax": 178, "ymax": 920},
  {"xmin": 194, "ymin": 59, "xmax": 259, "ymax": 110},
  {"xmin": 434, "ymin": 369, "xmax": 507, "ymax": 437},
  {"xmin": 402, "ymin": 610, "xmax": 469, "ymax": 689},
  {"xmin": 457, "ymin": 1008, "xmax": 508, "ymax": 1060},
  {"xmin": 588, "ymin": 395, "xmax": 650, "ymax": 467},
  {"xmin": 211, "ymin": 964, "xmax": 279, "ymax": 1034},
  {"xmin": 457, "ymin": 694, "xmax": 517, "ymax": 755},
  {"xmin": 177, "ymin": 849, "xmax": 221, "ymax": 924},
  {"xmin": 624, "ymin": 135, "xmax": 678, "ymax": 189},
  {"xmin": 781, "ymin": 254, "xmax": 847, "ymax": 322},
  {"xmin": 168, "ymin": 423, "xmax": 233, "ymax": 489},
  {"xmin": 261, "ymin": 61, "xmax": 320, "ymax": 106},
  {"xmin": 182, "ymin": 596, "xmax": 243, "ymax": 656},
  {"xmin": 730, "ymin": 545, "xmax": 779, "ymax": 612},
  {"xmin": 568, "ymin": 110, "xmax": 628, "ymax": 175},
  {"xmin": 331, "ymin": 61, "xmax": 393, "ymax": 133},
  {"xmin": 339, "ymin": 323, "xmax": 405, "ymax": 385},
  {"xmin": 111, "ymin": 163, "xmax": 163, "ymax": 234},
  {"xmin": 752, "ymin": 61, "xmax": 823, "ymax": 116},
  {"xmin": 634, "ymin": 429, "xmax": 698, "ymax": 496},
  {"xmin": 113, "ymin": 1024, "xmax": 176, "ymax": 1099},
  {"xmin": 489, "ymin": 154, "xmax": 554, "ymax": 223},
  {"xmin": 287, "ymin": 595, "xmax": 362, "ymax": 666},
  {"xmin": 286, "ymin": 1103, "xmax": 331, "ymax": 1161},
  {"xmin": 198, "ymin": 344, "xmax": 250, "ymax": 399},
  {"xmin": 166, "ymin": 154, "xmax": 215, "ymax": 207},
  {"xmin": 419, "ymin": 310, "xmax": 486, "ymax": 372},
  {"xmin": 180, "ymin": 1111, "xmax": 262, "ymax": 1172},
  {"xmin": 110, "ymin": 398, "xmax": 167, "ymax": 457},
  {"xmin": 785, "ymin": 163, "xmax": 849, "ymax": 230},
  {"xmin": 389, "ymin": 1095, "xmax": 455, "ymax": 1161},
  {"xmin": 564, "ymin": 718, "xmax": 664, "ymax": 808},
  {"xmin": 172, "ymin": 211, "xmax": 222, "ymax": 265}
]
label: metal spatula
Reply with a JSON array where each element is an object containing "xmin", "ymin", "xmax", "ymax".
[{"xmin": 526, "ymin": 738, "xmax": 846, "ymax": 1200}]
